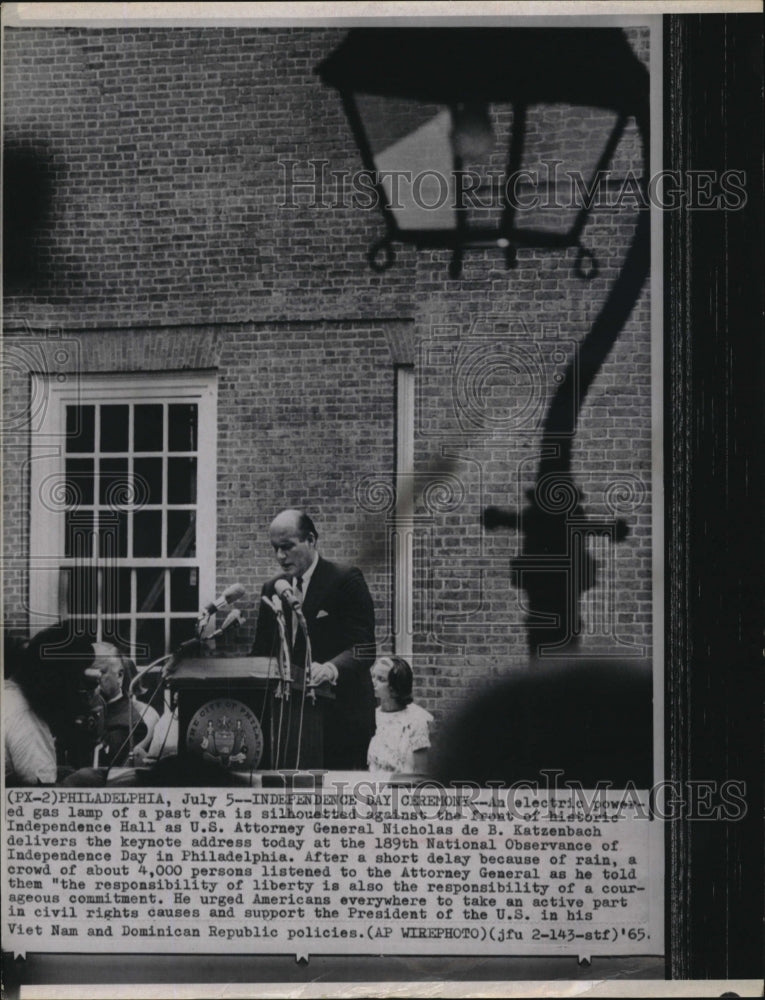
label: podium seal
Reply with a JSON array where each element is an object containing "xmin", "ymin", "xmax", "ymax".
[{"xmin": 187, "ymin": 698, "xmax": 264, "ymax": 770}]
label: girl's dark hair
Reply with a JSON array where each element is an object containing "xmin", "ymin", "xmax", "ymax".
[
  {"xmin": 382, "ymin": 655, "xmax": 414, "ymax": 707},
  {"xmin": 3, "ymin": 632, "xmax": 29, "ymax": 681}
]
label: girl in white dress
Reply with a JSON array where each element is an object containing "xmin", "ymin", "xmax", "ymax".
[{"xmin": 367, "ymin": 656, "xmax": 433, "ymax": 776}]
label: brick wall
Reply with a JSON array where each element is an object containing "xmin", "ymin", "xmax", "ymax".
[
  {"xmin": 3, "ymin": 26, "xmax": 652, "ymax": 731},
  {"xmin": 3, "ymin": 27, "xmax": 415, "ymax": 325}
]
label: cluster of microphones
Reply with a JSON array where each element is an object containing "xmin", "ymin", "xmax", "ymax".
[
  {"xmin": 173, "ymin": 578, "xmax": 308, "ymax": 661},
  {"xmin": 173, "ymin": 582, "xmax": 247, "ymax": 652},
  {"xmin": 162, "ymin": 579, "xmax": 307, "ymax": 684}
]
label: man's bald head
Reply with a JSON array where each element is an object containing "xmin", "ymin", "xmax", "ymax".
[{"xmin": 270, "ymin": 509, "xmax": 317, "ymax": 540}]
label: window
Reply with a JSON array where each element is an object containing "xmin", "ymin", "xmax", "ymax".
[{"xmin": 30, "ymin": 372, "xmax": 217, "ymax": 664}]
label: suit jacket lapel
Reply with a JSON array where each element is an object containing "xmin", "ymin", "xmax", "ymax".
[{"xmin": 301, "ymin": 556, "xmax": 328, "ymax": 622}]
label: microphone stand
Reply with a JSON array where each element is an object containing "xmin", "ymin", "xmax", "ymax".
[
  {"xmin": 122, "ymin": 650, "xmax": 174, "ymax": 767},
  {"xmin": 293, "ymin": 605, "xmax": 316, "ymax": 705},
  {"xmin": 262, "ymin": 595, "xmax": 292, "ymax": 768},
  {"xmin": 273, "ymin": 602, "xmax": 293, "ymax": 770},
  {"xmin": 291, "ymin": 602, "xmax": 317, "ymax": 771},
  {"xmin": 125, "ymin": 607, "xmax": 244, "ymax": 764},
  {"xmin": 273, "ymin": 585, "xmax": 314, "ymax": 770},
  {"xmin": 262, "ymin": 595, "xmax": 292, "ymax": 700},
  {"xmin": 275, "ymin": 606, "xmax": 293, "ymax": 701}
]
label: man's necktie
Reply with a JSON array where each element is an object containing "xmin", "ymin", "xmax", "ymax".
[{"xmin": 292, "ymin": 576, "xmax": 304, "ymax": 654}]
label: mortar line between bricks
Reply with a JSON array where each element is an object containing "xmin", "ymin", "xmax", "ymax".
[{"xmin": 2, "ymin": 317, "xmax": 416, "ymax": 335}]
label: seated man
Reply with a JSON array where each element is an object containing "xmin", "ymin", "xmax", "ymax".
[{"xmin": 93, "ymin": 643, "xmax": 148, "ymax": 767}]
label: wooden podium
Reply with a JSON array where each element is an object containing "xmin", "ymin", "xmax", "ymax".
[{"xmin": 167, "ymin": 657, "xmax": 326, "ymax": 772}]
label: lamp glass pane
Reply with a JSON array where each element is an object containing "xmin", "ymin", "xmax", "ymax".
[{"xmin": 356, "ymin": 95, "xmax": 457, "ymax": 231}]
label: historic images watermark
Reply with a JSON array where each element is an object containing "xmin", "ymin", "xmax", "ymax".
[
  {"xmin": 0, "ymin": 324, "xmax": 82, "ymax": 440},
  {"xmin": 164, "ymin": 775, "xmax": 742, "ymax": 823},
  {"xmin": 277, "ymin": 160, "xmax": 748, "ymax": 212},
  {"xmin": 8, "ymin": 777, "xmax": 743, "ymax": 822}
]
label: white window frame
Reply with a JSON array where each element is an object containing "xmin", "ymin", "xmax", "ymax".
[
  {"xmin": 29, "ymin": 371, "xmax": 217, "ymax": 655},
  {"xmin": 394, "ymin": 364, "xmax": 415, "ymax": 658}
]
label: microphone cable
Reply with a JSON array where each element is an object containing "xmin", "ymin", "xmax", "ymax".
[
  {"xmin": 151, "ymin": 700, "xmax": 179, "ymax": 762},
  {"xmin": 108, "ymin": 670, "xmax": 168, "ymax": 773},
  {"xmin": 294, "ymin": 613, "xmax": 315, "ymax": 771}
]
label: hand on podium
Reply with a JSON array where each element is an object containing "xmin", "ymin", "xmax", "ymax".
[{"xmin": 308, "ymin": 661, "xmax": 338, "ymax": 686}]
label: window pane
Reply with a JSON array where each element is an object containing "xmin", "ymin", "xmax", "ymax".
[
  {"xmin": 100, "ymin": 405, "xmax": 129, "ymax": 452},
  {"xmin": 134, "ymin": 457, "xmax": 163, "ymax": 506},
  {"xmin": 50, "ymin": 379, "xmax": 211, "ymax": 672},
  {"xmin": 137, "ymin": 568, "xmax": 165, "ymax": 613},
  {"xmin": 65, "ymin": 459, "xmax": 94, "ymax": 506},
  {"xmin": 69, "ymin": 618, "xmax": 98, "ymax": 643},
  {"xmin": 170, "ymin": 617, "xmax": 198, "ymax": 653},
  {"xmin": 168, "ymin": 404, "xmax": 197, "ymax": 452},
  {"xmin": 99, "ymin": 458, "xmax": 129, "ymax": 507},
  {"xmin": 134, "ymin": 618, "xmax": 165, "ymax": 666},
  {"xmin": 134, "ymin": 404, "xmax": 163, "ymax": 452},
  {"xmin": 98, "ymin": 511, "xmax": 127, "ymax": 558},
  {"xmin": 101, "ymin": 619, "xmax": 133, "ymax": 651},
  {"xmin": 167, "ymin": 457, "xmax": 196, "ymax": 504},
  {"xmin": 170, "ymin": 567, "xmax": 199, "ymax": 612},
  {"xmin": 133, "ymin": 510, "xmax": 162, "ymax": 557},
  {"xmin": 167, "ymin": 510, "xmax": 196, "ymax": 558},
  {"xmin": 103, "ymin": 566, "xmax": 131, "ymax": 615},
  {"xmin": 65, "ymin": 405, "xmax": 95, "ymax": 453},
  {"xmin": 66, "ymin": 566, "xmax": 98, "ymax": 616},
  {"xmin": 65, "ymin": 511, "xmax": 94, "ymax": 558}
]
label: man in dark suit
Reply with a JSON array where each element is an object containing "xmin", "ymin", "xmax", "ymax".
[
  {"xmin": 251, "ymin": 509, "xmax": 376, "ymax": 769},
  {"xmin": 94, "ymin": 643, "xmax": 148, "ymax": 768}
]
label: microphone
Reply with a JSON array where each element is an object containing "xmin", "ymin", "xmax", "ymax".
[
  {"xmin": 179, "ymin": 609, "xmax": 244, "ymax": 651},
  {"xmin": 212, "ymin": 608, "xmax": 243, "ymax": 637},
  {"xmin": 274, "ymin": 578, "xmax": 301, "ymax": 610},
  {"xmin": 199, "ymin": 583, "xmax": 245, "ymax": 617},
  {"xmin": 262, "ymin": 594, "xmax": 283, "ymax": 614}
]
